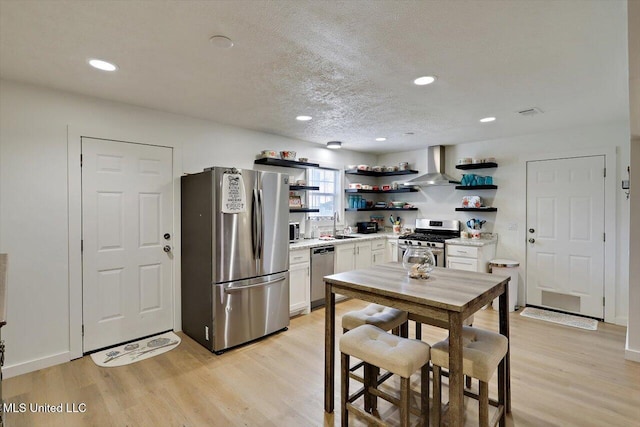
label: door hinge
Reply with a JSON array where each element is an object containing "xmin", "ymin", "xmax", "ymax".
[
  {"xmin": 603, "ymin": 297, "xmax": 605, "ymax": 306},
  {"xmin": 81, "ymin": 325, "xmax": 84, "ymax": 336},
  {"xmin": 603, "ymin": 167, "xmax": 606, "ymax": 178},
  {"xmin": 81, "ymin": 240, "xmax": 83, "ymax": 251},
  {"xmin": 603, "ymin": 233, "xmax": 606, "ymax": 242},
  {"xmin": 80, "ymin": 154, "xmax": 83, "ymax": 167}
]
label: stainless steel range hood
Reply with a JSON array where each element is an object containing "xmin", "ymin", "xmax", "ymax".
[{"xmin": 403, "ymin": 145, "xmax": 460, "ymax": 187}]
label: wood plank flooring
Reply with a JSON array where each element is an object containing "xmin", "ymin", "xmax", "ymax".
[{"xmin": 3, "ymin": 299, "xmax": 639, "ymax": 426}]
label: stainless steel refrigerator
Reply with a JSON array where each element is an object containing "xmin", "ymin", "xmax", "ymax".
[{"xmin": 181, "ymin": 167, "xmax": 290, "ymax": 354}]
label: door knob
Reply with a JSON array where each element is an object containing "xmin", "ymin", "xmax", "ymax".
[
  {"xmin": 164, "ymin": 233, "xmax": 171, "ymax": 240},
  {"xmin": 528, "ymin": 238, "xmax": 535, "ymax": 244},
  {"xmin": 163, "ymin": 245, "xmax": 172, "ymax": 253},
  {"xmin": 529, "ymin": 228, "xmax": 535, "ymax": 233}
]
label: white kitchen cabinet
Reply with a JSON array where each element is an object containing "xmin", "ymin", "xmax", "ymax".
[
  {"xmin": 335, "ymin": 243, "xmax": 356, "ymax": 274},
  {"xmin": 445, "ymin": 242, "xmax": 496, "ymax": 273},
  {"xmin": 371, "ymin": 239, "xmax": 386, "ymax": 265},
  {"xmin": 386, "ymin": 239, "xmax": 399, "ymax": 262},
  {"xmin": 289, "ymin": 248, "xmax": 310, "ymax": 316},
  {"xmin": 355, "ymin": 241, "xmax": 372, "ymax": 269},
  {"xmin": 334, "ymin": 240, "xmax": 372, "ymax": 271}
]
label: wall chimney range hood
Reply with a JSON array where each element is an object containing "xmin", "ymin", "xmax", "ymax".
[{"xmin": 403, "ymin": 145, "xmax": 460, "ymax": 187}]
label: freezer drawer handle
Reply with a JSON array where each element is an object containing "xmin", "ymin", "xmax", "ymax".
[{"xmin": 224, "ymin": 276, "xmax": 286, "ymax": 293}]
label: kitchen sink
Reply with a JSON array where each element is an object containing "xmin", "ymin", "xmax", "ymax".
[{"xmin": 333, "ymin": 235, "xmax": 356, "ymax": 239}]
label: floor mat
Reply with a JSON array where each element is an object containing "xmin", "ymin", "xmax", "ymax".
[
  {"xmin": 520, "ymin": 307, "xmax": 598, "ymax": 330},
  {"xmin": 90, "ymin": 331, "xmax": 181, "ymax": 367}
]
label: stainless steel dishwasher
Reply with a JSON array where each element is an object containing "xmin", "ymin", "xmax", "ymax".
[{"xmin": 310, "ymin": 246, "xmax": 335, "ymax": 309}]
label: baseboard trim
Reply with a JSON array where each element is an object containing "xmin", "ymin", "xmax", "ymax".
[
  {"xmin": 625, "ymin": 348, "xmax": 640, "ymax": 362},
  {"xmin": 2, "ymin": 351, "xmax": 71, "ymax": 379}
]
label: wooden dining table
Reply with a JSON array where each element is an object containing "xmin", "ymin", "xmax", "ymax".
[{"xmin": 324, "ymin": 262, "xmax": 511, "ymax": 427}]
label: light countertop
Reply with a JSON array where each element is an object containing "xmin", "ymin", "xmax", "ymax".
[
  {"xmin": 445, "ymin": 237, "xmax": 497, "ymax": 247},
  {"xmin": 290, "ymin": 233, "xmax": 399, "ymax": 251}
]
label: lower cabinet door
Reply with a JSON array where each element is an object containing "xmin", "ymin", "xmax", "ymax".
[
  {"xmin": 372, "ymin": 249, "xmax": 386, "ymax": 266},
  {"xmin": 289, "ymin": 262, "xmax": 310, "ymax": 316},
  {"xmin": 446, "ymin": 256, "xmax": 478, "ymax": 271}
]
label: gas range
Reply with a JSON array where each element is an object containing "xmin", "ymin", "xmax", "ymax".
[{"xmin": 398, "ymin": 219, "xmax": 461, "ymax": 249}]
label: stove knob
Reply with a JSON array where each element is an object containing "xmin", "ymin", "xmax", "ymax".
[{"xmin": 417, "ymin": 242, "xmax": 422, "ymax": 246}]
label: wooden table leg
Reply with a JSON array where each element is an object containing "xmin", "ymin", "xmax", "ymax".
[
  {"xmin": 324, "ymin": 284, "xmax": 336, "ymax": 413},
  {"xmin": 448, "ymin": 313, "xmax": 464, "ymax": 427}
]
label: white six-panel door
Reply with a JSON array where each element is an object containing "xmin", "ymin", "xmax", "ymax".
[
  {"xmin": 82, "ymin": 138, "xmax": 173, "ymax": 352},
  {"xmin": 526, "ymin": 156, "xmax": 605, "ymax": 319}
]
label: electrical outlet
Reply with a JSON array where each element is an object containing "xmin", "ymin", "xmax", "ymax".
[{"xmin": 508, "ymin": 222, "xmax": 518, "ymax": 231}]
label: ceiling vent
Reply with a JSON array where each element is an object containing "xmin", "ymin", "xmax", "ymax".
[{"xmin": 517, "ymin": 107, "xmax": 543, "ymax": 116}]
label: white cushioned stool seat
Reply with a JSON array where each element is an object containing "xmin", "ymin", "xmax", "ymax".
[
  {"xmin": 431, "ymin": 326, "xmax": 508, "ymax": 382},
  {"xmin": 340, "ymin": 324, "xmax": 430, "ymax": 379},
  {"xmin": 340, "ymin": 324, "xmax": 431, "ymax": 426},
  {"xmin": 431, "ymin": 326, "xmax": 508, "ymax": 427},
  {"xmin": 341, "ymin": 303, "xmax": 408, "ymax": 331}
]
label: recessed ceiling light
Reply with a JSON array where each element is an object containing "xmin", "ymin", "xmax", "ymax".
[
  {"xmin": 404, "ymin": 132, "xmax": 415, "ymax": 135},
  {"xmin": 209, "ymin": 35, "xmax": 234, "ymax": 49},
  {"xmin": 326, "ymin": 141, "xmax": 342, "ymax": 149},
  {"xmin": 88, "ymin": 59, "xmax": 118, "ymax": 71},
  {"xmin": 375, "ymin": 137, "xmax": 387, "ymax": 142},
  {"xmin": 296, "ymin": 115, "xmax": 312, "ymax": 121},
  {"xmin": 413, "ymin": 76, "xmax": 436, "ymax": 86},
  {"xmin": 480, "ymin": 117, "xmax": 496, "ymax": 123}
]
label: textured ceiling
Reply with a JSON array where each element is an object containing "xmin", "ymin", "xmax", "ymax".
[{"xmin": 0, "ymin": 0, "xmax": 630, "ymax": 153}]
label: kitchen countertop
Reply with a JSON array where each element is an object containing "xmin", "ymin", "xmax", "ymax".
[
  {"xmin": 445, "ymin": 237, "xmax": 498, "ymax": 247},
  {"xmin": 290, "ymin": 232, "xmax": 399, "ymax": 250}
]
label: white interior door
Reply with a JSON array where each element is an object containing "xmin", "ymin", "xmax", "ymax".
[
  {"xmin": 82, "ymin": 137, "xmax": 173, "ymax": 352},
  {"xmin": 526, "ymin": 156, "xmax": 605, "ymax": 319}
]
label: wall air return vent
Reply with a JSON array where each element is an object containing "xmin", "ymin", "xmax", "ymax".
[{"xmin": 517, "ymin": 107, "xmax": 543, "ymax": 116}]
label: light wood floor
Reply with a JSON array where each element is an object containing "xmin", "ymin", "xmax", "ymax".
[{"xmin": 3, "ymin": 299, "xmax": 639, "ymax": 426}]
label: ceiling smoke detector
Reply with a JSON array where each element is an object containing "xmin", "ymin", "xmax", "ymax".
[{"xmin": 517, "ymin": 107, "xmax": 543, "ymax": 116}]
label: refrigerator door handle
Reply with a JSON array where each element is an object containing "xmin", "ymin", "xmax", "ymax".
[
  {"xmin": 223, "ymin": 275, "xmax": 286, "ymax": 293},
  {"xmin": 252, "ymin": 189, "xmax": 259, "ymax": 259},
  {"xmin": 258, "ymin": 188, "xmax": 264, "ymax": 258}
]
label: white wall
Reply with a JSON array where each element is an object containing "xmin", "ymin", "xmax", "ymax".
[
  {"xmin": 378, "ymin": 123, "xmax": 631, "ymax": 325},
  {"xmin": 0, "ymin": 79, "xmax": 373, "ymax": 376},
  {"xmin": 625, "ymin": 0, "xmax": 640, "ymax": 362},
  {"xmin": 0, "ymin": 77, "xmax": 632, "ymax": 376}
]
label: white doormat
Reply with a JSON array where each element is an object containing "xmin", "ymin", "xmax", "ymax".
[
  {"xmin": 520, "ymin": 307, "xmax": 598, "ymax": 330},
  {"xmin": 90, "ymin": 331, "xmax": 181, "ymax": 367}
]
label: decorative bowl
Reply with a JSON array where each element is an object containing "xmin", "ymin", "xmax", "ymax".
[
  {"xmin": 280, "ymin": 151, "xmax": 297, "ymax": 160},
  {"xmin": 391, "ymin": 201, "xmax": 405, "ymax": 208},
  {"xmin": 402, "ymin": 247, "xmax": 436, "ymax": 279},
  {"xmin": 261, "ymin": 150, "xmax": 278, "ymax": 158},
  {"xmin": 298, "ymin": 157, "xmax": 308, "ymax": 163}
]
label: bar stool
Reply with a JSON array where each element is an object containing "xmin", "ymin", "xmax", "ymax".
[
  {"xmin": 431, "ymin": 326, "xmax": 508, "ymax": 427},
  {"xmin": 340, "ymin": 324, "xmax": 431, "ymax": 427},
  {"xmin": 342, "ymin": 303, "xmax": 409, "ymax": 336},
  {"xmin": 342, "ymin": 303, "xmax": 409, "ymax": 411}
]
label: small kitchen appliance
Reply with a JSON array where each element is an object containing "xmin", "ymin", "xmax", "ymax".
[
  {"xmin": 356, "ymin": 221, "xmax": 378, "ymax": 234},
  {"xmin": 289, "ymin": 222, "xmax": 300, "ymax": 242},
  {"xmin": 397, "ymin": 219, "xmax": 461, "ymax": 267}
]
